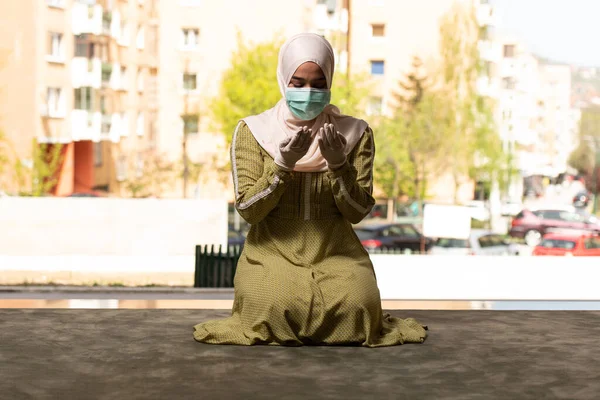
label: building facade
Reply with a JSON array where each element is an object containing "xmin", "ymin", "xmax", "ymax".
[
  {"xmin": 0, "ymin": 0, "xmax": 159, "ymax": 196},
  {"xmin": 4, "ymin": 0, "xmax": 575, "ymax": 204}
]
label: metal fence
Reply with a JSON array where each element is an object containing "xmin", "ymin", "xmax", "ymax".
[
  {"xmin": 194, "ymin": 244, "xmax": 242, "ymax": 288},
  {"xmin": 193, "ymin": 244, "xmax": 423, "ymax": 288}
]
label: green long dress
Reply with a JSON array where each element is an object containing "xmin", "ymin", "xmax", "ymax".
[{"xmin": 193, "ymin": 122, "xmax": 427, "ymax": 347}]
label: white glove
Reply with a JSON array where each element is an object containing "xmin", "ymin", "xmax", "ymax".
[
  {"xmin": 274, "ymin": 126, "xmax": 313, "ymax": 170},
  {"xmin": 318, "ymin": 123, "xmax": 347, "ymax": 169}
]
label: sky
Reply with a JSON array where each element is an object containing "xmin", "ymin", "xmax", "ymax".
[{"xmin": 494, "ymin": 0, "xmax": 600, "ymax": 67}]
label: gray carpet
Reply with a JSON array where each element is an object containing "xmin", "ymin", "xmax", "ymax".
[{"xmin": 0, "ymin": 310, "xmax": 599, "ymax": 400}]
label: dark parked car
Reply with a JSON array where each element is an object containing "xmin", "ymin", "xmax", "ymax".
[
  {"xmin": 354, "ymin": 222, "xmax": 433, "ymax": 253},
  {"xmin": 509, "ymin": 208, "xmax": 600, "ymax": 246}
]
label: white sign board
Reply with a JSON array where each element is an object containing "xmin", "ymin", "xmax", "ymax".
[{"xmin": 422, "ymin": 204, "xmax": 471, "ymax": 239}]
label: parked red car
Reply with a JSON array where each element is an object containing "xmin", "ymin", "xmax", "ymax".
[
  {"xmin": 509, "ymin": 208, "xmax": 600, "ymax": 246},
  {"xmin": 532, "ymin": 233, "xmax": 600, "ymax": 256}
]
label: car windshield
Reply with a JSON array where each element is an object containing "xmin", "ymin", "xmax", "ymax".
[
  {"xmin": 538, "ymin": 239, "xmax": 576, "ymax": 250},
  {"xmin": 435, "ymin": 238, "xmax": 469, "ymax": 248},
  {"xmin": 354, "ymin": 229, "xmax": 377, "ymax": 240}
]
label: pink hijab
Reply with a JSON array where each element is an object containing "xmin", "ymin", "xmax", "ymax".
[{"xmin": 242, "ymin": 33, "xmax": 368, "ymax": 172}]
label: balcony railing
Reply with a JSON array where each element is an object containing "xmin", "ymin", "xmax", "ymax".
[
  {"xmin": 71, "ymin": 110, "xmax": 101, "ymax": 142},
  {"xmin": 72, "ymin": 57, "xmax": 102, "ymax": 89},
  {"xmin": 72, "ymin": 2, "xmax": 103, "ymax": 36}
]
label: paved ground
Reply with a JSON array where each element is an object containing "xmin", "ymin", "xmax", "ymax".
[{"xmin": 1, "ymin": 309, "xmax": 599, "ymax": 399}]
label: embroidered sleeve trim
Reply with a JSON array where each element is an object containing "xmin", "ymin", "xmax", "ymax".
[
  {"xmin": 237, "ymin": 176, "xmax": 281, "ymax": 210},
  {"xmin": 231, "ymin": 121, "xmax": 242, "ymax": 199},
  {"xmin": 336, "ymin": 177, "xmax": 368, "ymax": 214}
]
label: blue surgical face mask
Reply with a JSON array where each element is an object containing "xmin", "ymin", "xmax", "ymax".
[{"xmin": 285, "ymin": 88, "xmax": 331, "ymax": 120}]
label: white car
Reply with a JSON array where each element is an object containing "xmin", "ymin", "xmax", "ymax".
[{"xmin": 429, "ymin": 229, "xmax": 520, "ymax": 256}]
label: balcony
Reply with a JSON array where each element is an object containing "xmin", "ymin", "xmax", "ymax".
[
  {"xmin": 100, "ymin": 113, "xmax": 122, "ymax": 143},
  {"xmin": 476, "ymin": 76, "xmax": 499, "ymax": 98},
  {"xmin": 313, "ymin": 3, "xmax": 342, "ymax": 32},
  {"xmin": 72, "ymin": 57, "xmax": 102, "ymax": 89},
  {"xmin": 477, "ymin": 40, "xmax": 500, "ymax": 63},
  {"xmin": 72, "ymin": 2, "xmax": 103, "ymax": 36},
  {"xmin": 71, "ymin": 110, "xmax": 101, "ymax": 142},
  {"xmin": 499, "ymin": 59, "xmax": 518, "ymax": 78},
  {"xmin": 109, "ymin": 64, "xmax": 128, "ymax": 91}
]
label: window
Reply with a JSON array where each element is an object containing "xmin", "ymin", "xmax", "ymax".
[
  {"xmin": 94, "ymin": 142, "xmax": 103, "ymax": 167},
  {"xmin": 539, "ymin": 239, "xmax": 576, "ymax": 250},
  {"xmin": 181, "ymin": 28, "xmax": 200, "ymax": 49},
  {"xmin": 47, "ymin": 0, "xmax": 65, "ymax": 8},
  {"xmin": 183, "ymin": 73, "xmax": 197, "ymax": 91},
  {"xmin": 502, "ymin": 77, "xmax": 516, "ymax": 90},
  {"xmin": 136, "ymin": 112, "xmax": 144, "ymax": 136},
  {"xmin": 137, "ymin": 68, "xmax": 144, "ymax": 92},
  {"xmin": 371, "ymin": 24, "xmax": 385, "ymax": 37},
  {"xmin": 74, "ymin": 87, "xmax": 93, "ymax": 110},
  {"xmin": 503, "ymin": 44, "xmax": 515, "ymax": 58},
  {"xmin": 370, "ymin": 60, "xmax": 384, "ymax": 76},
  {"xmin": 584, "ymin": 237, "xmax": 600, "ymax": 249},
  {"xmin": 367, "ymin": 96, "xmax": 383, "ymax": 115},
  {"xmin": 101, "ymin": 113, "xmax": 111, "ymax": 134},
  {"xmin": 436, "ymin": 238, "xmax": 470, "ymax": 248},
  {"xmin": 478, "ymin": 235, "xmax": 506, "ymax": 248},
  {"xmin": 99, "ymin": 94, "xmax": 107, "ymax": 114},
  {"xmin": 120, "ymin": 66, "xmax": 127, "ymax": 90},
  {"xmin": 558, "ymin": 211, "xmax": 586, "ymax": 223},
  {"xmin": 182, "ymin": 114, "xmax": 199, "ymax": 134},
  {"xmin": 101, "ymin": 63, "xmax": 112, "ymax": 86},
  {"xmin": 102, "ymin": 11, "xmax": 111, "ymax": 33},
  {"xmin": 47, "ymin": 32, "xmax": 64, "ymax": 61},
  {"xmin": 46, "ymin": 87, "xmax": 63, "ymax": 117},
  {"xmin": 74, "ymin": 35, "xmax": 94, "ymax": 58},
  {"xmin": 120, "ymin": 112, "xmax": 129, "ymax": 137},
  {"xmin": 537, "ymin": 210, "xmax": 562, "ymax": 221},
  {"xmin": 136, "ymin": 25, "xmax": 145, "ymax": 49},
  {"xmin": 118, "ymin": 20, "xmax": 129, "ymax": 46}
]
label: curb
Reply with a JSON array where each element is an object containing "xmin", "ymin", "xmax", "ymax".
[{"xmin": 0, "ymin": 285, "xmax": 234, "ymax": 294}]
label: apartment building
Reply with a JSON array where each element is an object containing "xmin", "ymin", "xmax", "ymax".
[
  {"xmin": 158, "ymin": 0, "xmax": 496, "ymax": 201},
  {"xmin": 494, "ymin": 36, "xmax": 580, "ymax": 200},
  {"xmin": 1, "ymin": 0, "xmax": 501, "ymax": 202},
  {"xmin": 0, "ymin": 0, "xmax": 158, "ymax": 196}
]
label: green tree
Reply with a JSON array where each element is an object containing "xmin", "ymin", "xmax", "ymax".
[
  {"xmin": 568, "ymin": 108, "xmax": 600, "ymax": 193},
  {"xmin": 0, "ymin": 130, "xmax": 12, "ymax": 195},
  {"xmin": 210, "ymin": 35, "xmax": 371, "ymax": 144},
  {"xmin": 375, "ymin": 56, "xmax": 452, "ymax": 204},
  {"xmin": 14, "ymin": 140, "xmax": 64, "ymax": 196},
  {"xmin": 568, "ymin": 143, "xmax": 594, "ymax": 177},
  {"xmin": 121, "ymin": 151, "xmax": 176, "ymax": 198},
  {"xmin": 0, "ymin": 130, "xmax": 9, "ymax": 179},
  {"xmin": 437, "ymin": 2, "xmax": 506, "ymax": 201}
]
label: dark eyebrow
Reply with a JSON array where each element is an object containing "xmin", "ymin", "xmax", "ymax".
[{"xmin": 291, "ymin": 76, "xmax": 306, "ymax": 81}]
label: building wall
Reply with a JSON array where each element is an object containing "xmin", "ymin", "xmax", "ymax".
[
  {"xmin": 349, "ymin": 0, "xmax": 460, "ymax": 113},
  {"xmin": 0, "ymin": 0, "xmax": 38, "ymax": 163}
]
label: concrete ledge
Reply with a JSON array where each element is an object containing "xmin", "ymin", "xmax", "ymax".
[{"xmin": 3, "ymin": 254, "xmax": 600, "ymax": 301}]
